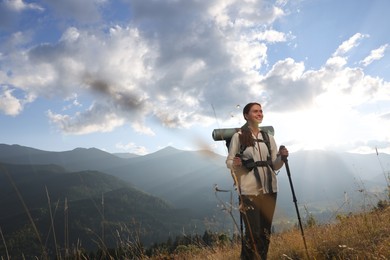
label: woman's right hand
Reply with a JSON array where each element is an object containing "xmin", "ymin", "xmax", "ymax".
[{"xmin": 233, "ymin": 154, "xmax": 242, "ymax": 167}]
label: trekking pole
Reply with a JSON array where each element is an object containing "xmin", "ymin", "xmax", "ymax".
[{"xmin": 280, "ymin": 146, "xmax": 310, "ymax": 259}]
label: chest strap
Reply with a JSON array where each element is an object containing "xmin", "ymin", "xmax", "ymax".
[
  {"xmin": 242, "ymin": 158, "xmax": 274, "ymax": 192},
  {"xmin": 242, "ymin": 158, "xmax": 271, "ymax": 169}
]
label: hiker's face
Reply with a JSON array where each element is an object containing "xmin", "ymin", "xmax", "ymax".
[{"xmin": 245, "ymin": 104, "xmax": 263, "ymax": 124}]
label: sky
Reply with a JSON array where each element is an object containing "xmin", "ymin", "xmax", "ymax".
[{"xmin": 0, "ymin": 0, "xmax": 389, "ymax": 156}]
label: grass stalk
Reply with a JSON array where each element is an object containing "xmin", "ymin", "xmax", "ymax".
[
  {"xmin": 0, "ymin": 226, "xmax": 10, "ymax": 260},
  {"xmin": 0, "ymin": 164, "xmax": 47, "ymax": 259},
  {"xmin": 45, "ymin": 186, "xmax": 60, "ymax": 259},
  {"xmin": 64, "ymin": 197, "xmax": 69, "ymax": 259}
]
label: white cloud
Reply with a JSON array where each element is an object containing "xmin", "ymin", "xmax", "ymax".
[
  {"xmin": 0, "ymin": 86, "xmax": 23, "ymax": 116},
  {"xmin": 253, "ymin": 29, "xmax": 287, "ymax": 43},
  {"xmin": 208, "ymin": 0, "xmax": 284, "ymax": 28},
  {"xmin": 62, "ymin": 93, "xmax": 82, "ymax": 111},
  {"xmin": 333, "ymin": 33, "xmax": 368, "ymax": 57},
  {"xmin": 325, "ymin": 56, "xmax": 348, "ymax": 69},
  {"xmin": 360, "ymin": 44, "xmax": 389, "ymax": 66},
  {"xmin": 0, "ymin": 0, "xmax": 43, "ymax": 28},
  {"xmin": 115, "ymin": 142, "xmax": 149, "ymax": 155},
  {"xmin": 131, "ymin": 122, "xmax": 155, "ymax": 136},
  {"xmin": 0, "ymin": 86, "xmax": 35, "ymax": 116},
  {"xmin": 4, "ymin": 0, "xmax": 44, "ymax": 12},
  {"xmin": 1, "ymin": 0, "xmax": 390, "ymax": 154},
  {"xmin": 47, "ymin": 102, "xmax": 125, "ymax": 135},
  {"xmin": 260, "ymin": 37, "xmax": 390, "ymax": 153},
  {"xmin": 1, "ymin": 0, "xmax": 290, "ymax": 134}
]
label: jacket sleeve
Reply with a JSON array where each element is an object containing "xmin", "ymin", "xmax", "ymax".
[{"xmin": 226, "ymin": 132, "xmax": 240, "ymax": 170}]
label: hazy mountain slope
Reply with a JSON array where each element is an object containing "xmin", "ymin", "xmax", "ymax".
[
  {"xmin": 0, "ymin": 162, "xmax": 195, "ymax": 256},
  {"xmin": 273, "ymin": 150, "xmax": 389, "ymax": 224},
  {"xmin": 283, "ymin": 151, "xmax": 357, "ymax": 200},
  {"xmin": 105, "ymin": 147, "xmax": 233, "ymax": 216},
  {"xmin": 0, "ymin": 144, "xmax": 231, "ymax": 219},
  {"xmin": 0, "ymin": 144, "xmax": 128, "ymax": 172},
  {"xmin": 338, "ymin": 152, "xmax": 390, "ymax": 183},
  {"xmin": 0, "ymin": 143, "xmax": 388, "ymax": 223}
]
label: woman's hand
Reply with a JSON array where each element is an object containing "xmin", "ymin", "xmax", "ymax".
[
  {"xmin": 278, "ymin": 146, "xmax": 289, "ymax": 158},
  {"xmin": 233, "ymin": 154, "xmax": 242, "ymax": 167}
]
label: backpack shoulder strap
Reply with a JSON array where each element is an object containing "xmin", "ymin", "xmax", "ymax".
[
  {"xmin": 225, "ymin": 138, "xmax": 232, "ymax": 150},
  {"xmin": 260, "ymin": 130, "xmax": 271, "ymax": 156},
  {"xmin": 226, "ymin": 131, "xmax": 246, "ymax": 155},
  {"xmin": 259, "ymin": 130, "xmax": 274, "ymax": 169},
  {"xmin": 228, "ymin": 130, "xmax": 271, "ymax": 158}
]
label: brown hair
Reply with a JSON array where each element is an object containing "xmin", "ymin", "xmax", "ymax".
[{"xmin": 239, "ymin": 102, "xmax": 261, "ymax": 147}]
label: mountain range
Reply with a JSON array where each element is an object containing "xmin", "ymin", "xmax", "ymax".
[{"xmin": 0, "ymin": 143, "xmax": 389, "ymax": 256}]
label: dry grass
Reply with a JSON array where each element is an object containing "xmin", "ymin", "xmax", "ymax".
[
  {"xmin": 166, "ymin": 205, "xmax": 390, "ymax": 260},
  {"xmin": 149, "ymin": 243, "xmax": 241, "ymax": 260},
  {"xmin": 2, "ymin": 206, "xmax": 389, "ymax": 259}
]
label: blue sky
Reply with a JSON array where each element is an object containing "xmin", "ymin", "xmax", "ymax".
[{"xmin": 0, "ymin": 0, "xmax": 389, "ymax": 155}]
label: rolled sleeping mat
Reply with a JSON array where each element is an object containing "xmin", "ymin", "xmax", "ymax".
[{"xmin": 212, "ymin": 125, "xmax": 274, "ymax": 141}]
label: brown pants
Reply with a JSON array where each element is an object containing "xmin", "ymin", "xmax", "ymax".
[{"xmin": 240, "ymin": 193, "xmax": 277, "ymax": 260}]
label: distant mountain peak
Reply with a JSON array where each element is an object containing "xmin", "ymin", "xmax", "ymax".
[
  {"xmin": 143, "ymin": 146, "xmax": 182, "ymax": 159},
  {"xmin": 161, "ymin": 146, "xmax": 180, "ymax": 152}
]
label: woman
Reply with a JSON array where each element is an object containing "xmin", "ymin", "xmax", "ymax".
[{"xmin": 226, "ymin": 102, "xmax": 288, "ymax": 260}]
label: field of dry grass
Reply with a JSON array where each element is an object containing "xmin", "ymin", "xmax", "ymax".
[
  {"xmin": 1, "ymin": 205, "xmax": 388, "ymax": 259},
  {"xmin": 1, "ymin": 185, "xmax": 388, "ymax": 259},
  {"xmin": 166, "ymin": 204, "xmax": 389, "ymax": 260}
]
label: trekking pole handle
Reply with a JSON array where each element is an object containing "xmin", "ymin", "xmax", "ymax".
[{"xmin": 279, "ymin": 145, "xmax": 288, "ymax": 163}]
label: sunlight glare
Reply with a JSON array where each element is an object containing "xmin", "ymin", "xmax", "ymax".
[{"xmin": 291, "ymin": 106, "xmax": 344, "ymax": 151}]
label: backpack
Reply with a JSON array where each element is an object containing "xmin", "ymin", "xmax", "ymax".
[
  {"xmin": 226, "ymin": 129, "xmax": 273, "ymax": 169},
  {"xmin": 226, "ymin": 130, "xmax": 271, "ymax": 154}
]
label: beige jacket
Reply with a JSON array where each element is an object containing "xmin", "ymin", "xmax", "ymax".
[{"xmin": 226, "ymin": 130, "xmax": 284, "ymax": 195}]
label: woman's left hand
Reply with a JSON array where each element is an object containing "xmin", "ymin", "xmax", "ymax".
[{"xmin": 278, "ymin": 146, "xmax": 289, "ymax": 158}]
